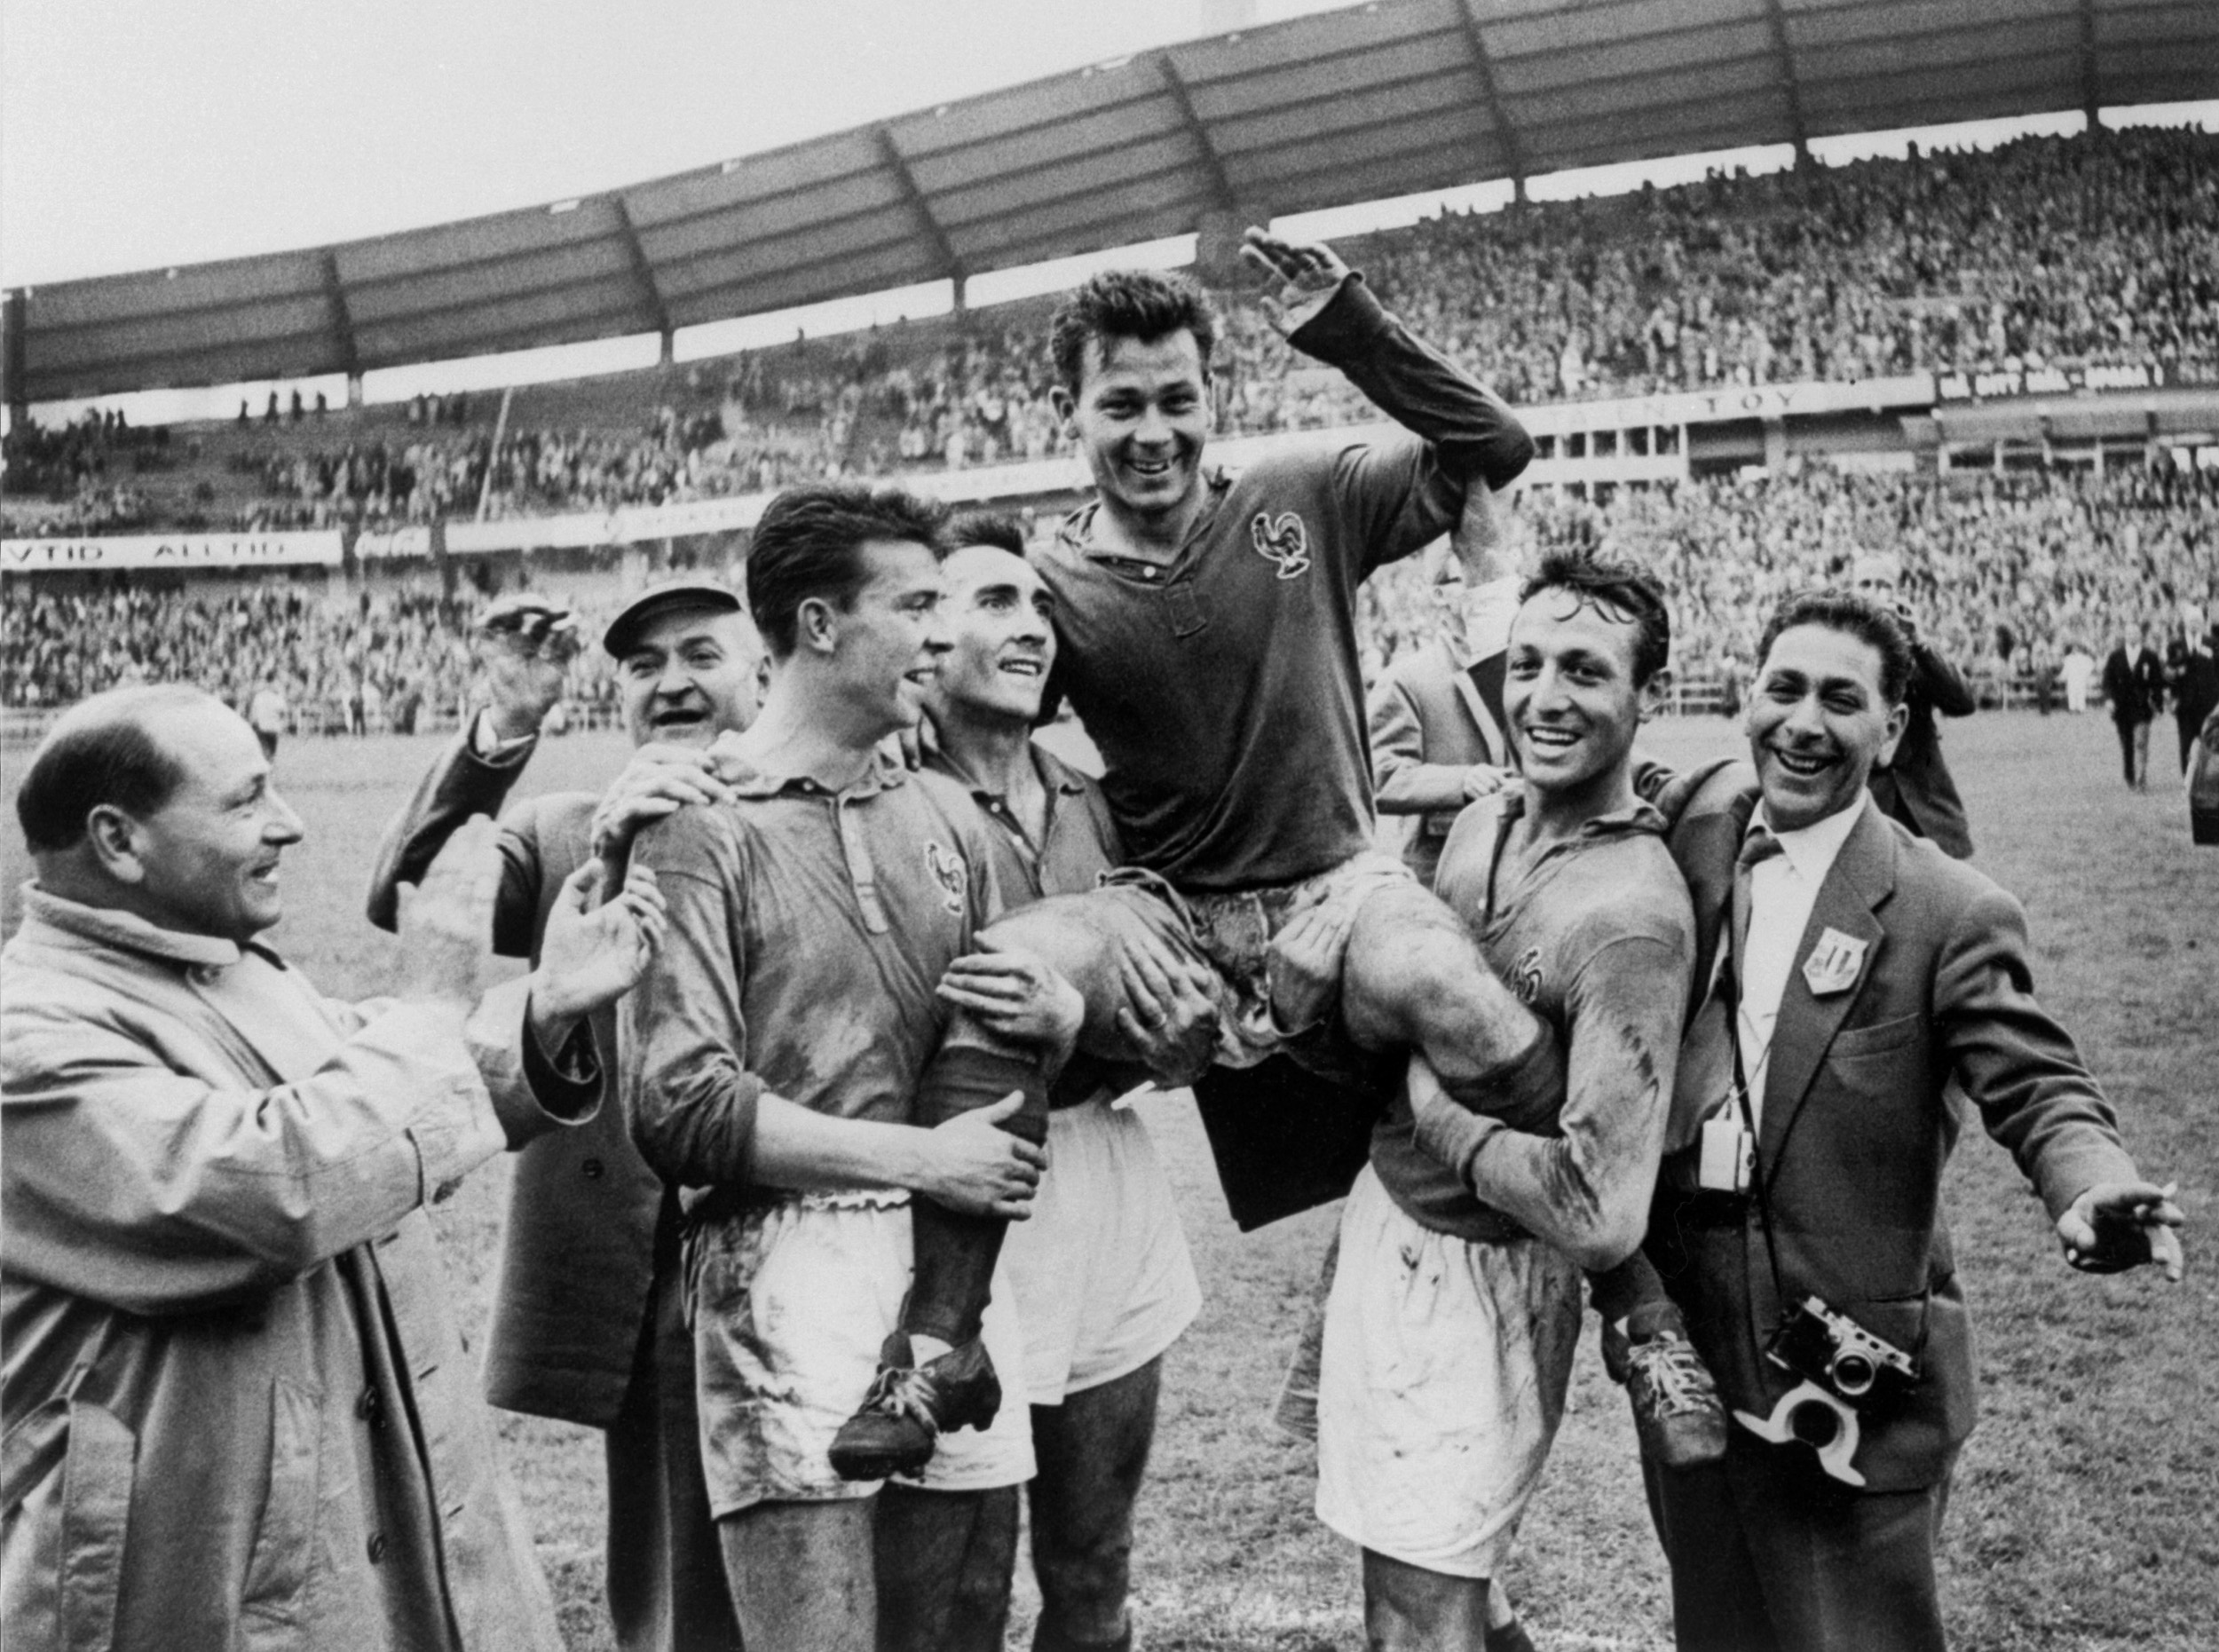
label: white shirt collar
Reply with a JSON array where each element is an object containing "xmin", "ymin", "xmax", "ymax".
[{"xmin": 1756, "ymin": 795, "xmax": 1864, "ymax": 886}]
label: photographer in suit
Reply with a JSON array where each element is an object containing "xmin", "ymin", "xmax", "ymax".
[{"xmin": 1646, "ymin": 589, "xmax": 2183, "ymax": 1652}]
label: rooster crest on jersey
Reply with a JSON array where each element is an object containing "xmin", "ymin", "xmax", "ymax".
[
  {"xmin": 1250, "ymin": 511, "xmax": 1312, "ymax": 579},
  {"xmin": 924, "ymin": 840, "xmax": 968, "ymax": 915}
]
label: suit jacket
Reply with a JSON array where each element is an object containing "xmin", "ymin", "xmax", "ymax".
[
  {"xmin": 2170, "ymin": 643, "xmax": 2219, "ymax": 731},
  {"xmin": 1654, "ymin": 779, "xmax": 2141, "ymax": 1492},
  {"xmin": 366, "ymin": 731, "xmax": 664, "ymax": 1430},
  {"xmin": 2101, "ymin": 646, "xmax": 2166, "ymax": 723},
  {"xmin": 1867, "ymin": 642, "xmax": 1975, "ymax": 859},
  {"xmin": 1367, "ymin": 639, "xmax": 1508, "ymax": 883}
]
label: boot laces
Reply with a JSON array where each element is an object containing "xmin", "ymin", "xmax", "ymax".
[{"xmin": 1630, "ymin": 1334, "xmax": 1718, "ymax": 1416}]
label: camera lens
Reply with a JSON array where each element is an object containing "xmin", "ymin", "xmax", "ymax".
[
  {"xmin": 1787, "ymin": 1397, "xmax": 1843, "ymax": 1448},
  {"xmin": 1830, "ymin": 1353, "xmax": 1875, "ymax": 1397}
]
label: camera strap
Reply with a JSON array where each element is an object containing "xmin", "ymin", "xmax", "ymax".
[{"xmin": 1722, "ymin": 960, "xmax": 1791, "ymax": 1312}]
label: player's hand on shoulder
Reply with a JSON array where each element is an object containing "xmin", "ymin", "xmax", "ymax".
[
  {"xmin": 2057, "ymin": 1181, "xmax": 2185, "ymax": 1283},
  {"xmin": 590, "ymin": 743, "xmax": 734, "ymax": 863},
  {"xmin": 533, "ymin": 860, "xmax": 668, "ymax": 1024},
  {"xmin": 1241, "ymin": 227, "xmax": 1354, "ymax": 336},
  {"xmin": 916, "ymin": 1091, "xmax": 1047, "ymax": 1220}
]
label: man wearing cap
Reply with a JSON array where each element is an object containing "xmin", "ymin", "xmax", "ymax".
[
  {"xmin": 1850, "ymin": 552, "xmax": 1976, "ymax": 859},
  {"xmin": 367, "ymin": 579, "xmax": 768, "ymax": 1652}
]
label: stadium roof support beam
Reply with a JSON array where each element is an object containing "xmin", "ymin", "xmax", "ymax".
[
  {"xmin": 3, "ymin": 290, "xmax": 26, "ymax": 419},
  {"xmin": 1453, "ymin": 0, "xmax": 1527, "ymax": 201},
  {"xmin": 1763, "ymin": 0, "xmax": 1812, "ymax": 162},
  {"xmin": 612, "ymin": 196, "xmax": 675, "ymax": 362},
  {"xmin": 876, "ymin": 126, "xmax": 966, "ymax": 307},
  {"xmin": 320, "ymin": 252, "xmax": 362, "ymax": 404},
  {"xmin": 1158, "ymin": 52, "xmax": 1238, "ymax": 215},
  {"xmin": 2080, "ymin": 0, "xmax": 2103, "ymax": 125}
]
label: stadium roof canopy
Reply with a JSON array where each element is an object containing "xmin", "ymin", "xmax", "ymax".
[{"xmin": 7, "ymin": 0, "xmax": 2215, "ymax": 405}]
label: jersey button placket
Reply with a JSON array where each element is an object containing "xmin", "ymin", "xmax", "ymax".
[{"xmin": 833, "ymin": 794, "xmax": 891, "ymax": 935}]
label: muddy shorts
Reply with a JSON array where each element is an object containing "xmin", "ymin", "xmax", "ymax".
[
  {"xmin": 1094, "ymin": 849, "xmax": 1416, "ymax": 1084},
  {"xmin": 683, "ymin": 1190, "xmax": 1035, "ymax": 1516}
]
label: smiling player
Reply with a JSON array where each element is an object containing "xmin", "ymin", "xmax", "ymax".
[
  {"xmin": 962, "ymin": 234, "xmax": 1562, "ymax": 1252},
  {"xmin": 1317, "ymin": 552, "xmax": 1696, "ymax": 1648}
]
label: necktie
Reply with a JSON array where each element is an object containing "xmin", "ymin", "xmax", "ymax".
[
  {"xmin": 1730, "ymin": 826, "xmax": 1783, "ymax": 986},
  {"xmin": 1670, "ymin": 826, "xmax": 1786, "ymax": 1150}
]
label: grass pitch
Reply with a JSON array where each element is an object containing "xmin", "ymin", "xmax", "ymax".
[{"xmin": 3, "ymin": 709, "xmax": 2212, "ymax": 1651}]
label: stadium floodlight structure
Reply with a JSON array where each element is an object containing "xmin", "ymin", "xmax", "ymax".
[{"xmin": 4, "ymin": 0, "xmax": 2214, "ymax": 410}]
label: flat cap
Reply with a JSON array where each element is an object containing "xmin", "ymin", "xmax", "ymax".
[{"xmin": 602, "ymin": 579, "xmax": 745, "ymax": 658}]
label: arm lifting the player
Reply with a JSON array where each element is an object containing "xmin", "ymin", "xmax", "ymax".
[{"xmin": 1405, "ymin": 934, "xmax": 1688, "ymax": 1271}]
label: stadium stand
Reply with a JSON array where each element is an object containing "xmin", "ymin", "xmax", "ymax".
[
  {"xmin": 10, "ymin": 460, "xmax": 2210, "ymax": 727},
  {"xmin": 9, "ymin": 127, "xmax": 2215, "ymax": 539}
]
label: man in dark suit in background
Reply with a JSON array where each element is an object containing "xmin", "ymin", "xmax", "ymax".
[
  {"xmin": 1852, "ymin": 552, "xmax": 1976, "ymax": 858},
  {"xmin": 2164, "ymin": 616, "xmax": 2218, "ymax": 778},
  {"xmin": 1646, "ymin": 589, "xmax": 2183, "ymax": 1652},
  {"xmin": 2101, "ymin": 620, "xmax": 2168, "ymax": 790},
  {"xmin": 367, "ymin": 582, "xmax": 769, "ymax": 1652}
]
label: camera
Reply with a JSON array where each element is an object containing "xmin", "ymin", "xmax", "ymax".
[
  {"xmin": 1731, "ymin": 1296, "xmax": 1918, "ymax": 1486},
  {"xmin": 1769, "ymin": 1297, "xmax": 1918, "ymax": 1405}
]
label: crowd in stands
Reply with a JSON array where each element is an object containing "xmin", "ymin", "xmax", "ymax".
[
  {"xmin": 11, "ymin": 126, "xmax": 2208, "ymax": 539},
  {"xmin": 9, "ymin": 458, "xmax": 2210, "ymax": 731},
  {"xmin": 757, "ymin": 123, "xmax": 2219, "ymax": 469},
  {"xmin": 0, "ymin": 580, "xmax": 478, "ymax": 736},
  {"xmin": 0, "ymin": 409, "xmax": 176, "ymax": 535},
  {"xmin": 1364, "ymin": 460, "xmax": 2219, "ymax": 700}
]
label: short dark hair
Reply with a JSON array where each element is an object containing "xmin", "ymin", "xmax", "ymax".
[
  {"xmin": 1048, "ymin": 269, "xmax": 1218, "ymax": 394},
  {"xmin": 1520, "ymin": 550, "xmax": 1673, "ymax": 687},
  {"xmin": 1757, "ymin": 589, "xmax": 1915, "ymax": 704},
  {"xmin": 16, "ymin": 684, "xmax": 207, "ymax": 852},
  {"xmin": 944, "ymin": 510, "xmax": 1028, "ymax": 558},
  {"xmin": 745, "ymin": 483, "xmax": 948, "ymax": 658}
]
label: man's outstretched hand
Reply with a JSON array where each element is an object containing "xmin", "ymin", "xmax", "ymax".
[
  {"xmin": 2057, "ymin": 1181, "xmax": 2185, "ymax": 1281},
  {"xmin": 1242, "ymin": 228, "xmax": 1354, "ymax": 336},
  {"xmin": 533, "ymin": 860, "xmax": 668, "ymax": 1028}
]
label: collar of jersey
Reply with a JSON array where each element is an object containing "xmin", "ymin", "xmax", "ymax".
[
  {"xmin": 721, "ymin": 747, "xmax": 911, "ymax": 802},
  {"xmin": 1057, "ymin": 467, "xmax": 1235, "ymax": 565},
  {"xmin": 1496, "ymin": 787, "xmax": 1669, "ymax": 842},
  {"xmin": 928, "ymin": 742, "xmax": 1087, "ymax": 802}
]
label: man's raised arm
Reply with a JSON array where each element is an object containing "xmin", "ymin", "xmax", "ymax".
[
  {"xmin": 365, "ymin": 593, "xmax": 579, "ymax": 950},
  {"xmin": 1245, "ymin": 229, "xmax": 1534, "ymax": 494}
]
